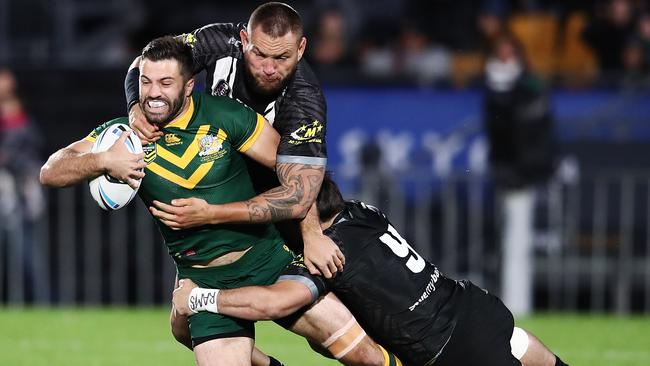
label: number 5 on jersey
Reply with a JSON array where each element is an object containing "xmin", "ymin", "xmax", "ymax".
[{"xmin": 379, "ymin": 225, "xmax": 426, "ymax": 273}]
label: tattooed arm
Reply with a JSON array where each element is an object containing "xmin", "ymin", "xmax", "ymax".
[
  {"xmin": 148, "ymin": 119, "xmax": 322, "ymax": 226},
  {"xmin": 149, "ymin": 162, "xmax": 323, "ymax": 227},
  {"xmin": 244, "ymin": 162, "xmax": 323, "ymax": 222}
]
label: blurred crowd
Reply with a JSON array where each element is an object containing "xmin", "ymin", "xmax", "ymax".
[
  {"xmin": 301, "ymin": 0, "xmax": 650, "ymax": 88},
  {"xmin": 3, "ymin": 0, "xmax": 650, "ymax": 89}
]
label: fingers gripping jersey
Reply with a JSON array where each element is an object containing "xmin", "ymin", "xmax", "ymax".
[
  {"xmin": 86, "ymin": 93, "xmax": 284, "ymax": 267},
  {"xmin": 278, "ymin": 201, "xmax": 463, "ymax": 366},
  {"xmin": 182, "ymin": 23, "xmax": 327, "ymax": 164}
]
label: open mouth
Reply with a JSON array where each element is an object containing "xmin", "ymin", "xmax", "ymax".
[{"xmin": 145, "ymin": 99, "xmax": 168, "ymax": 113}]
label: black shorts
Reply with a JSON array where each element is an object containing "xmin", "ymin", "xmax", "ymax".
[{"xmin": 434, "ymin": 280, "xmax": 521, "ymax": 366}]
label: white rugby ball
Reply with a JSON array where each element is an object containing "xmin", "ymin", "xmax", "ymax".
[{"xmin": 88, "ymin": 123, "xmax": 143, "ymax": 210}]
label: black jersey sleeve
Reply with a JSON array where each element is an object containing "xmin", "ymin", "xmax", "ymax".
[
  {"xmin": 180, "ymin": 23, "xmax": 243, "ymax": 74},
  {"xmin": 276, "ymin": 255, "xmax": 329, "ymax": 303},
  {"xmin": 274, "ymin": 61, "xmax": 327, "ymax": 166}
]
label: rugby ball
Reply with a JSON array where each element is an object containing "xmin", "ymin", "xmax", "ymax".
[{"xmin": 88, "ymin": 123, "xmax": 143, "ymax": 210}]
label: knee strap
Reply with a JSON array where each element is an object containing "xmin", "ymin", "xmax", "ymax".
[{"xmin": 321, "ymin": 317, "xmax": 367, "ymax": 359}]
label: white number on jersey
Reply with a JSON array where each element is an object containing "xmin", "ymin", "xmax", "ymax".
[{"xmin": 379, "ymin": 224, "xmax": 426, "ymax": 273}]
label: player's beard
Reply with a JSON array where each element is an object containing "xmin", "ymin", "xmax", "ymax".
[
  {"xmin": 140, "ymin": 89, "xmax": 185, "ymax": 126},
  {"xmin": 244, "ymin": 63, "xmax": 296, "ymax": 97}
]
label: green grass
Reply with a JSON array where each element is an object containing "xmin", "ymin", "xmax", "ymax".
[{"xmin": 0, "ymin": 308, "xmax": 648, "ymax": 365}]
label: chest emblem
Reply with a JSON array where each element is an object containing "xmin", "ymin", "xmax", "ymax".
[
  {"xmin": 143, "ymin": 143, "xmax": 157, "ymax": 164},
  {"xmin": 198, "ymin": 134, "xmax": 227, "ymax": 162}
]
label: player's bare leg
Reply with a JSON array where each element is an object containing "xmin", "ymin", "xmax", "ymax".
[
  {"xmin": 194, "ymin": 337, "xmax": 254, "ymax": 366},
  {"xmin": 171, "ymin": 275, "xmax": 193, "ymax": 349},
  {"xmin": 512, "ymin": 327, "xmax": 568, "ymax": 366},
  {"xmin": 288, "ymin": 293, "xmax": 386, "ymax": 366}
]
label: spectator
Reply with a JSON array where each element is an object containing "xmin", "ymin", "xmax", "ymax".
[
  {"xmin": 638, "ymin": 13, "xmax": 650, "ymax": 70},
  {"xmin": 483, "ymin": 35, "xmax": 556, "ymax": 316},
  {"xmin": 309, "ymin": 8, "xmax": 357, "ymax": 74},
  {"xmin": 583, "ymin": 0, "xmax": 637, "ymax": 76},
  {"xmin": 0, "ymin": 68, "xmax": 46, "ymax": 303}
]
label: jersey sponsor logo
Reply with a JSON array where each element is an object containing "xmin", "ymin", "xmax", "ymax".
[
  {"xmin": 143, "ymin": 143, "xmax": 157, "ymax": 164},
  {"xmin": 289, "ymin": 120, "xmax": 323, "ymax": 145},
  {"xmin": 214, "ymin": 79, "xmax": 231, "ymax": 97},
  {"xmin": 408, "ymin": 267, "xmax": 440, "ymax": 311},
  {"xmin": 164, "ymin": 133, "xmax": 183, "ymax": 146},
  {"xmin": 198, "ymin": 133, "xmax": 227, "ymax": 162}
]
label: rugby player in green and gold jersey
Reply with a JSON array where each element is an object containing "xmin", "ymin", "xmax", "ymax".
[
  {"xmin": 40, "ymin": 36, "xmax": 294, "ymax": 366},
  {"xmin": 42, "ymin": 34, "xmax": 391, "ymax": 366}
]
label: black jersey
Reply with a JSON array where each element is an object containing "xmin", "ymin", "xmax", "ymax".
[
  {"xmin": 279, "ymin": 201, "xmax": 467, "ymax": 366},
  {"xmin": 181, "ymin": 23, "xmax": 327, "ymax": 167}
]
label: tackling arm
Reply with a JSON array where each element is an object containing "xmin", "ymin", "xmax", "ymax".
[{"xmin": 173, "ymin": 279, "xmax": 314, "ymax": 320}]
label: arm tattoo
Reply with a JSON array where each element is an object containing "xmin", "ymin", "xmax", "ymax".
[{"xmin": 244, "ymin": 162, "xmax": 324, "ymax": 223}]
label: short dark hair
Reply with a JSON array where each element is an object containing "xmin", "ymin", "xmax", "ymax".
[
  {"xmin": 141, "ymin": 36, "xmax": 194, "ymax": 79},
  {"xmin": 248, "ymin": 2, "xmax": 303, "ymax": 38},
  {"xmin": 317, "ymin": 172, "xmax": 346, "ymax": 222}
]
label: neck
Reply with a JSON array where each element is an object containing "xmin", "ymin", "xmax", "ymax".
[{"xmin": 171, "ymin": 95, "xmax": 191, "ymax": 121}]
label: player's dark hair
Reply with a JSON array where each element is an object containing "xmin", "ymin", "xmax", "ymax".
[
  {"xmin": 317, "ymin": 172, "xmax": 346, "ymax": 222},
  {"xmin": 248, "ymin": 2, "xmax": 303, "ymax": 39},
  {"xmin": 141, "ymin": 36, "xmax": 194, "ymax": 80}
]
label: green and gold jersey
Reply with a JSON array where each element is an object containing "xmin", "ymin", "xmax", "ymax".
[{"xmin": 86, "ymin": 93, "xmax": 283, "ymax": 267}]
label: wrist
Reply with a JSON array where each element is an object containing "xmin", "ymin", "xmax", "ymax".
[
  {"xmin": 95, "ymin": 151, "xmax": 109, "ymax": 174},
  {"xmin": 188, "ymin": 288, "xmax": 220, "ymax": 313},
  {"xmin": 208, "ymin": 204, "xmax": 222, "ymax": 225}
]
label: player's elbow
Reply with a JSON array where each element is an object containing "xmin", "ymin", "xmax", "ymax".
[
  {"xmin": 293, "ymin": 203, "xmax": 311, "ymax": 220},
  {"xmin": 39, "ymin": 164, "xmax": 61, "ymax": 187}
]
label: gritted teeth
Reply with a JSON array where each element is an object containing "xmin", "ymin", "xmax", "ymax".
[{"xmin": 148, "ymin": 100, "xmax": 167, "ymax": 108}]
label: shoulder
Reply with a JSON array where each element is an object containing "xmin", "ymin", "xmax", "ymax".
[
  {"xmin": 279, "ymin": 59, "xmax": 326, "ymax": 121},
  {"xmin": 326, "ymin": 201, "xmax": 388, "ymax": 237},
  {"xmin": 197, "ymin": 92, "xmax": 252, "ymax": 113},
  {"xmin": 191, "ymin": 22, "xmax": 242, "ymax": 40}
]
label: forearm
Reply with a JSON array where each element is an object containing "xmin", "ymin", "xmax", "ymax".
[
  {"xmin": 211, "ymin": 163, "xmax": 324, "ymax": 224},
  {"xmin": 125, "ymin": 56, "xmax": 141, "ymax": 112},
  {"xmin": 300, "ymin": 202, "xmax": 325, "ymax": 241},
  {"xmin": 218, "ymin": 286, "xmax": 307, "ymax": 320},
  {"xmin": 40, "ymin": 148, "xmax": 105, "ymax": 187}
]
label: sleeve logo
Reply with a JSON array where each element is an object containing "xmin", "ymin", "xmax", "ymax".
[{"xmin": 289, "ymin": 120, "xmax": 323, "ymax": 145}]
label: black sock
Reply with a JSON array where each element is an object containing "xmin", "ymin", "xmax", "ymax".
[
  {"xmin": 555, "ymin": 355, "xmax": 568, "ymax": 366},
  {"xmin": 268, "ymin": 356, "xmax": 284, "ymax": 366}
]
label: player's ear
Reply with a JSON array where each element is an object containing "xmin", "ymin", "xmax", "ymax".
[
  {"xmin": 297, "ymin": 36, "xmax": 306, "ymax": 61},
  {"xmin": 240, "ymin": 29, "xmax": 251, "ymax": 51},
  {"xmin": 184, "ymin": 77, "xmax": 194, "ymax": 97}
]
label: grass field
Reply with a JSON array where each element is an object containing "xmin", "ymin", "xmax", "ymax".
[{"xmin": 1, "ymin": 308, "xmax": 649, "ymax": 365}]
